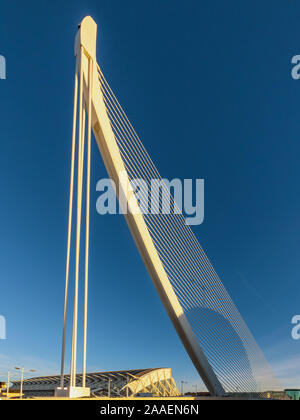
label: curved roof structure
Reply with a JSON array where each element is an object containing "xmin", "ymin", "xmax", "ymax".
[{"xmin": 10, "ymin": 368, "xmax": 179, "ymax": 398}]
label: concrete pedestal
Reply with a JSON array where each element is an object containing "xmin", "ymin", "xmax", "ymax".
[{"xmin": 55, "ymin": 386, "xmax": 90, "ymax": 398}]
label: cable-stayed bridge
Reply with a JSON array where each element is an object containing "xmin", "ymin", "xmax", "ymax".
[{"xmin": 58, "ymin": 16, "xmax": 281, "ymax": 398}]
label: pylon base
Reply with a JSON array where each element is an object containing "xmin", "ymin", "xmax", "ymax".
[{"xmin": 55, "ymin": 386, "xmax": 90, "ymax": 398}]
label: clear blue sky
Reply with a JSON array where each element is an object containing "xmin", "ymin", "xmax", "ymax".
[{"xmin": 0, "ymin": 0, "xmax": 300, "ymax": 390}]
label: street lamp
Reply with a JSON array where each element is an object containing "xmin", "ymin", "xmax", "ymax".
[
  {"xmin": 15, "ymin": 367, "xmax": 36, "ymax": 399},
  {"xmin": 126, "ymin": 375, "xmax": 130, "ymax": 398},
  {"xmin": 6, "ymin": 371, "xmax": 12, "ymax": 398},
  {"xmin": 180, "ymin": 381, "xmax": 188, "ymax": 396},
  {"xmin": 0, "ymin": 370, "xmax": 18, "ymax": 399},
  {"xmin": 108, "ymin": 378, "xmax": 111, "ymax": 398},
  {"xmin": 192, "ymin": 384, "xmax": 198, "ymax": 396}
]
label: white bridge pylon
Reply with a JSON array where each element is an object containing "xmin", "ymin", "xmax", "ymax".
[
  {"xmin": 58, "ymin": 16, "xmax": 280, "ymax": 398},
  {"xmin": 59, "ymin": 15, "xmax": 224, "ymax": 397}
]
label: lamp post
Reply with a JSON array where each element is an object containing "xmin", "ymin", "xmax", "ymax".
[
  {"xmin": 108, "ymin": 378, "xmax": 111, "ymax": 398},
  {"xmin": 7, "ymin": 371, "xmax": 10, "ymax": 398},
  {"xmin": 193, "ymin": 384, "xmax": 198, "ymax": 396},
  {"xmin": 180, "ymin": 381, "xmax": 188, "ymax": 396},
  {"xmin": 15, "ymin": 367, "xmax": 36, "ymax": 399},
  {"xmin": 14, "ymin": 367, "xmax": 24, "ymax": 399},
  {"xmin": 0, "ymin": 370, "xmax": 18, "ymax": 398}
]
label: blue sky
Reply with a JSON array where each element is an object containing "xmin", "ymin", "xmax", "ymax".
[{"xmin": 0, "ymin": 0, "xmax": 300, "ymax": 390}]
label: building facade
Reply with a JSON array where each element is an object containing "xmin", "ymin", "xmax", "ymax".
[{"xmin": 10, "ymin": 368, "xmax": 180, "ymax": 398}]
